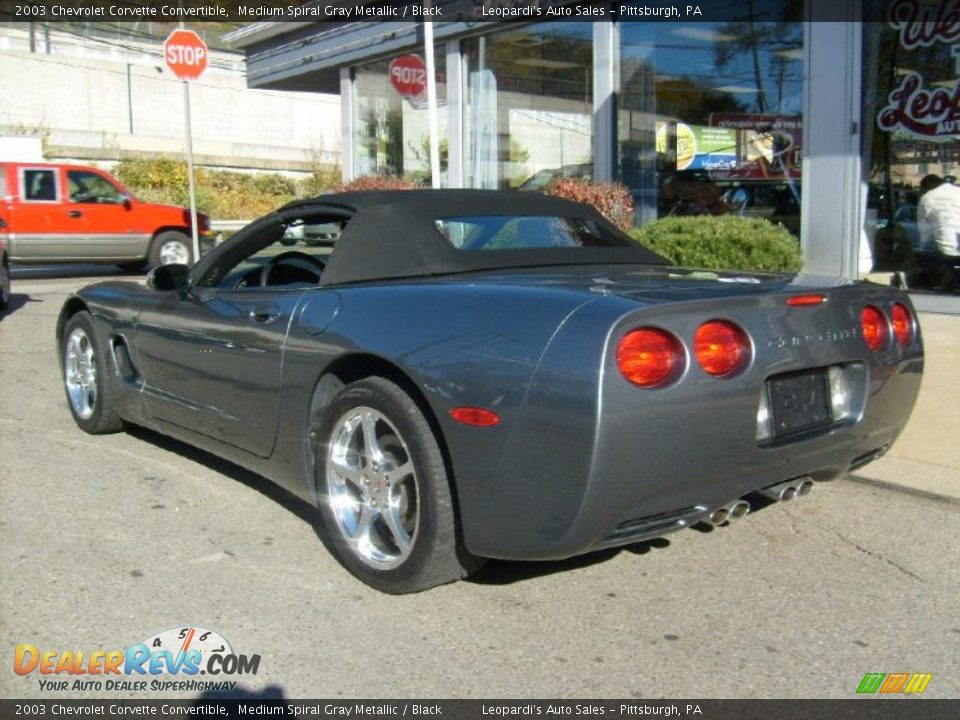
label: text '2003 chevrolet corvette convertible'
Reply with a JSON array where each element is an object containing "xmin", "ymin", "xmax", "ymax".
[{"xmin": 57, "ymin": 190, "xmax": 923, "ymax": 592}]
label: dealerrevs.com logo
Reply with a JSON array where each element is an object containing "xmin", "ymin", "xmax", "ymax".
[{"xmin": 13, "ymin": 626, "xmax": 260, "ymax": 693}]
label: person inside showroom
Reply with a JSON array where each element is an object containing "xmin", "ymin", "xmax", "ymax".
[{"xmin": 917, "ymin": 173, "xmax": 960, "ymax": 290}]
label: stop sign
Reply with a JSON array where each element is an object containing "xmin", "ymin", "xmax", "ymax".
[
  {"xmin": 164, "ymin": 29, "xmax": 208, "ymax": 81},
  {"xmin": 389, "ymin": 55, "xmax": 427, "ymax": 99}
]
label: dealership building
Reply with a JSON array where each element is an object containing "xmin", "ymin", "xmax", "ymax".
[{"xmin": 227, "ymin": 0, "xmax": 958, "ymax": 286}]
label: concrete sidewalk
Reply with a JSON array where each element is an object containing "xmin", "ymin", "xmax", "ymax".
[{"xmin": 853, "ymin": 311, "xmax": 960, "ymax": 502}]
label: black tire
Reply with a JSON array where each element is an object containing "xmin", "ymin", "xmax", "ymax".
[
  {"xmin": 0, "ymin": 257, "xmax": 10, "ymax": 311},
  {"xmin": 315, "ymin": 376, "xmax": 481, "ymax": 593},
  {"xmin": 61, "ymin": 311, "xmax": 125, "ymax": 434},
  {"xmin": 148, "ymin": 230, "xmax": 193, "ymax": 269}
]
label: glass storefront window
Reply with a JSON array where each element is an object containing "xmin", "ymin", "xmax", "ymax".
[
  {"xmin": 354, "ymin": 47, "xmax": 447, "ymax": 184},
  {"xmin": 464, "ymin": 23, "xmax": 594, "ymax": 190},
  {"xmin": 618, "ymin": 2, "xmax": 804, "ymax": 235},
  {"xmin": 862, "ymin": 2, "xmax": 960, "ymax": 293}
]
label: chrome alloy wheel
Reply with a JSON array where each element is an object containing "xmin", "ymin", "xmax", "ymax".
[
  {"xmin": 159, "ymin": 239, "xmax": 190, "ymax": 265},
  {"xmin": 325, "ymin": 407, "xmax": 420, "ymax": 570},
  {"xmin": 65, "ymin": 327, "xmax": 97, "ymax": 420}
]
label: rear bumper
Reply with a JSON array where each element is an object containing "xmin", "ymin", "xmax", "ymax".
[
  {"xmin": 471, "ymin": 358, "xmax": 919, "ymax": 561},
  {"xmin": 459, "ymin": 286, "xmax": 924, "ymax": 561}
]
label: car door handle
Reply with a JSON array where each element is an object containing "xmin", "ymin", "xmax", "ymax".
[
  {"xmin": 249, "ymin": 308, "xmax": 280, "ymax": 325},
  {"xmin": 67, "ymin": 210, "xmax": 82, "ymax": 218}
]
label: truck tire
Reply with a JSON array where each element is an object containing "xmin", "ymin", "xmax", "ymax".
[
  {"xmin": 0, "ymin": 256, "xmax": 10, "ymax": 311},
  {"xmin": 148, "ymin": 231, "xmax": 193, "ymax": 269}
]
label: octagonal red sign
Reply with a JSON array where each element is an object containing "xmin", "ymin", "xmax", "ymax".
[
  {"xmin": 389, "ymin": 54, "xmax": 427, "ymax": 99},
  {"xmin": 164, "ymin": 29, "xmax": 208, "ymax": 81}
]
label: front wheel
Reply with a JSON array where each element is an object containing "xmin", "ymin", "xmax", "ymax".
[
  {"xmin": 148, "ymin": 231, "xmax": 192, "ymax": 269},
  {"xmin": 314, "ymin": 377, "xmax": 481, "ymax": 593},
  {"xmin": 61, "ymin": 312, "xmax": 124, "ymax": 434}
]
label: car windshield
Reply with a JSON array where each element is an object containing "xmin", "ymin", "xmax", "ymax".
[{"xmin": 435, "ymin": 215, "xmax": 632, "ymax": 252}]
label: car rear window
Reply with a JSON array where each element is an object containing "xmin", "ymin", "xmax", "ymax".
[{"xmin": 435, "ymin": 215, "xmax": 632, "ymax": 252}]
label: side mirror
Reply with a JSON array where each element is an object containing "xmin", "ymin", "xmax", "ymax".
[
  {"xmin": 147, "ymin": 263, "xmax": 190, "ymax": 294},
  {"xmin": 122, "ymin": 194, "xmax": 132, "ymax": 210}
]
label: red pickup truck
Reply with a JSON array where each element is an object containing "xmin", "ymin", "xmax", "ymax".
[{"xmin": 0, "ymin": 162, "xmax": 212, "ymax": 270}]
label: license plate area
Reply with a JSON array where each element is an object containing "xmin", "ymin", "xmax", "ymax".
[{"xmin": 767, "ymin": 369, "xmax": 832, "ymax": 438}]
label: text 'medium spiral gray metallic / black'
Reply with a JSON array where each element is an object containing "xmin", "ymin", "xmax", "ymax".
[{"xmin": 55, "ymin": 190, "xmax": 923, "ymax": 593}]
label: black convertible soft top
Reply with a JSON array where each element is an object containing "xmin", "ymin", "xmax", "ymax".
[{"xmin": 278, "ymin": 190, "xmax": 668, "ymax": 286}]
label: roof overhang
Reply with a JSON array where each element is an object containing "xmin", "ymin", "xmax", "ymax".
[{"xmin": 223, "ymin": 1, "xmax": 533, "ymax": 93}]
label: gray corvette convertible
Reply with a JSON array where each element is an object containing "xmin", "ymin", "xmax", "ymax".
[{"xmin": 57, "ymin": 190, "xmax": 923, "ymax": 592}]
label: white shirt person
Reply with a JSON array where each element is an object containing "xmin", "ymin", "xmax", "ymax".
[{"xmin": 918, "ymin": 174, "xmax": 960, "ymax": 257}]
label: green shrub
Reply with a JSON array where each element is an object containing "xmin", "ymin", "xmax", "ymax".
[
  {"xmin": 298, "ymin": 165, "xmax": 343, "ymax": 197},
  {"xmin": 112, "ymin": 157, "xmax": 341, "ymax": 220},
  {"xmin": 542, "ymin": 177, "xmax": 635, "ymax": 231},
  {"xmin": 339, "ymin": 174, "xmax": 420, "ymax": 191},
  {"xmin": 629, "ymin": 215, "xmax": 802, "ymax": 273}
]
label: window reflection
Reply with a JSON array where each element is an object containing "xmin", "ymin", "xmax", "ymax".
[
  {"xmin": 354, "ymin": 47, "xmax": 447, "ymax": 184},
  {"xmin": 618, "ymin": 2, "xmax": 804, "ymax": 235},
  {"xmin": 863, "ymin": 2, "xmax": 960, "ymax": 293},
  {"xmin": 464, "ymin": 23, "xmax": 594, "ymax": 190}
]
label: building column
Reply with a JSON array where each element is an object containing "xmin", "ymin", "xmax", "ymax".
[
  {"xmin": 593, "ymin": 22, "xmax": 618, "ymax": 183},
  {"xmin": 446, "ymin": 39, "xmax": 465, "ymax": 189},
  {"xmin": 340, "ymin": 66, "xmax": 356, "ymax": 183},
  {"xmin": 801, "ymin": 3, "xmax": 863, "ymax": 278}
]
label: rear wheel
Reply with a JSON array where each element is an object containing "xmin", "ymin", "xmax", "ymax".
[
  {"xmin": 148, "ymin": 231, "xmax": 192, "ymax": 269},
  {"xmin": 61, "ymin": 312, "xmax": 124, "ymax": 434},
  {"xmin": 314, "ymin": 377, "xmax": 480, "ymax": 593}
]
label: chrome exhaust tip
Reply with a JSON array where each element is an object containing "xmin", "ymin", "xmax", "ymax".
[
  {"xmin": 708, "ymin": 507, "xmax": 729, "ymax": 525},
  {"xmin": 758, "ymin": 479, "xmax": 801, "ymax": 502},
  {"xmin": 797, "ymin": 478, "xmax": 814, "ymax": 496},
  {"xmin": 729, "ymin": 501, "xmax": 751, "ymax": 519}
]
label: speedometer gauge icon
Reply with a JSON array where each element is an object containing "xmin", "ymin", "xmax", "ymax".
[{"xmin": 139, "ymin": 626, "xmax": 233, "ymax": 672}]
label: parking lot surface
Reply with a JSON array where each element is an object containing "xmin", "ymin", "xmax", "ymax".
[{"xmin": 1, "ymin": 273, "xmax": 958, "ymax": 699}]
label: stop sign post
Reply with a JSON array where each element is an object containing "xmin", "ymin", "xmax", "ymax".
[{"xmin": 164, "ymin": 28, "xmax": 208, "ymax": 264}]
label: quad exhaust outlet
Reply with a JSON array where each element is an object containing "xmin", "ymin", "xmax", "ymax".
[
  {"xmin": 705, "ymin": 500, "xmax": 751, "ymax": 526},
  {"xmin": 758, "ymin": 477, "xmax": 815, "ymax": 502},
  {"xmin": 704, "ymin": 478, "xmax": 814, "ymax": 527}
]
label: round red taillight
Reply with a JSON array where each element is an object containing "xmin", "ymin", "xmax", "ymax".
[
  {"xmin": 694, "ymin": 320, "xmax": 751, "ymax": 377},
  {"xmin": 891, "ymin": 303, "xmax": 913, "ymax": 347},
  {"xmin": 861, "ymin": 305, "xmax": 889, "ymax": 351},
  {"xmin": 616, "ymin": 328, "xmax": 684, "ymax": 388}
]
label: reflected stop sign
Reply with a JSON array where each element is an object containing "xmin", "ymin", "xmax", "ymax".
[
  {"xmin": 389, "ymin": 54, "xmax": 427, "ymax": 99},
  {"xmin": 164, "ymin": 29, "xmax": 208, "ymax": 81}
]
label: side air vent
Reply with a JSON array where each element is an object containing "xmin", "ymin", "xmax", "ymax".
[{"xmin": 111, "ymin": 336, "xmax": 140, "ymax": 384}]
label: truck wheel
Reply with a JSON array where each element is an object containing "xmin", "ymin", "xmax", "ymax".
[
  {"xmin": 314, "ymin": 376, "xmax": 482, "ymax": 593},
  {"xmin": 61, "ymin": 311, "xmax": 125, "ymax": 434},
  {"xmin": 0, "ymin": 258, "xmax": 10, "ymax": 310},
  {"xmin": 148, "ymin": 231, "xmax": 192, "ymax": 268}
]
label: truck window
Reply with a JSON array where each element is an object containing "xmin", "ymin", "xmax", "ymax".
[
  {"xmin": 0, "ymin": 166, "xmax": 6, "ymax": 197},
  {"xmin": 68, "ymin": 170, "xmax": 124, "ymax": 204},
  {"xmin": 22, "ymin": 169, "xmax": 57, "ymax": 202}
]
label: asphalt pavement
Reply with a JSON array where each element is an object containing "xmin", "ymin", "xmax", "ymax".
[{"xmin": 0, "ymin": 271, "xmax": 957, "ymax": 699}]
